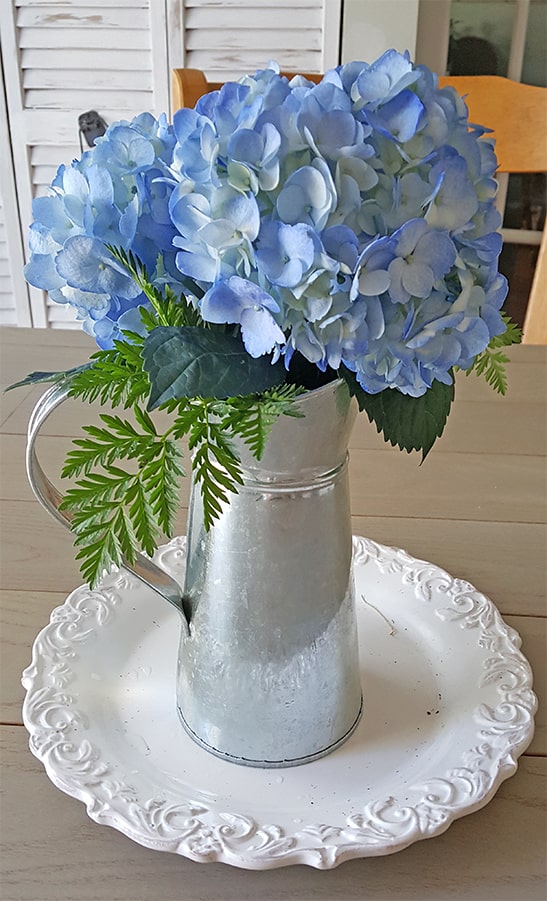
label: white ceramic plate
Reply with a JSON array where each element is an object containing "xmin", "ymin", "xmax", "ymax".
[{"xmin": 22, "ymin": 536, "xmax": 536, "ymax": 870}]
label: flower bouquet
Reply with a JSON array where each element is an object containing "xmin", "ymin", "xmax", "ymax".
[{"xmin": 16, "ymin": 51, "xmax": 517, "ymax": 588}]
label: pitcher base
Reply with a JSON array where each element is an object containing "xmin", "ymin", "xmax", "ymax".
[{"xmin": 176, "ymin": 695, "xmax": 363, "ymax": 768}]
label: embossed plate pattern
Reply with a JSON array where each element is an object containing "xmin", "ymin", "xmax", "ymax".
[{"xmin": 22, "ymin": 536, "xmax": 536, "ymax": 869}]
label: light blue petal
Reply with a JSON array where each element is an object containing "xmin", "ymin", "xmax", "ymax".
[
  {"xmin": 24, "ymin": 253, "xmax": 64, "ymax": 291},
  {"xmin": 401, "ymin": 260, "xmax": 434, "ymax": 298},
  {"xmin": 200, "ymin": 280, "xmax": 245, "ymax": 324},
  {"xmin": 240, "ymin": 306, "xmax": 285, "ymax": 357},
  {"xmin": 175, "ymin": 248, "xmax": 218, "ymax": 282},
  {"xmin": 358, "ymin": 268, "xmax": 390, "ymax": 296}
]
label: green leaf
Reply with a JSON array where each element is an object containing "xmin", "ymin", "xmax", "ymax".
[
  {"xmin": 186, "ymin": 404, "xmax": 244, "ymax": 530},
  {"xmin": 5, "ymin": 363, "xmax": 91, "ymax": 392},
  {"xmin": 463, "ymin": 314, "xmax": 522, "ymax": 395},
  {"xmin": 59, "ymin": 415, "xmax": 186, "ymax": 587},
  {"xmin": 133, "ymin": 405, "xmax": 157, "ymax": 435},
  {"xmin": 61, "ymin": 414, "xmax": 157, "ymax": 478},
  {"xmin": 127, "ymin": 479, "xmax": 161, "ymax": 556},
  {"xmin": 66, "ymin": 344, "xmax": 149, "ymax": 409},
  {"xmin": 143, "ymin": 326, "xmax": 286, "ymax": 409},
  {"xmin": 341, "ymin": 367, "xmax": 454, "ymax": 460},
  {"xmin": 220, "ymin": 383, "xmax": 305, "ymax": 460},
  {"xmin": 141, "ymin": 441, "xmax": 184, "ymax": 535}
]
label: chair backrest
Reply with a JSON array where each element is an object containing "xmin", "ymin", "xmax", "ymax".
[
  {"xmin": 171, "ymin": 69, "xmax": 547, "ymax": 343},
  {"xmin": 438, "ymin": 75, "xmax": 547, "ymax": 175},
  {"xmin": 172, "ymin": 68, "xmax": 322, "ymax": 112}
]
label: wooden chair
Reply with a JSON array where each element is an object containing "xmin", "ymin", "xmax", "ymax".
[
  {"xmin": 438, "ymin": 76, "xmax": 547, "ymax": 344},
  {"xmin": 172, "ymin": 69, "xmax": 547, "ymax": 343},
  {"xmin": 172, "ymin": 68, "xmax": 322, "ymax": 111}
]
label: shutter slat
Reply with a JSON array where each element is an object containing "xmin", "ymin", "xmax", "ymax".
[
  {"xmin": 16, "ymin": 6, "xmax": 149, "ymax": 29},
  {"xmin": 32, "ymin": 165, "xmax": 73, "ymax": 188},
  {"xmin": 186, "ymin": 51, "xmax": 323, "ymax": 79},
  {"xmin": 24, "ymin": 69, "xmax": 153, "ymax": 91},
  {"xmin": 25, "ymin": 89, "xmax": 154, "ymax": 110},
  {"xmin": 31, "ymin": 144, "xmax": 82, "ymax": 165},
  {"xmin": 45, "ymin": 298, "xmax": 80, "ymax": 326},
  {"xmin": 184, "ymin": 0, "xmax": 321, "ymax": 7},
  {"xmin": 23, "ymin": 110, "xmax": 143, "ymax": 143},
  {"xmin": 185, "ymin": 6, "xmax": 321, "ymax": 29},
  {"xmin": 21, "ymin": 47, "xmax": 152, "ymax": 69},
  {"xmin": 0, "ymin": 274, "xmax": 12, "ymax": 293},
  {"xmin": 16, "ymin": 0, "xmax": 149, "ymax": 7},
  {"xmin": 19, "ymin": 27, "xmax": 150, "ymax": 50},
  {"xmin": 185, "ymin": 28, "xmax": 322, "ymax": 51}
]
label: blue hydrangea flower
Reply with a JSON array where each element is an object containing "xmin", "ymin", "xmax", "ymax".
[
  {"xmin": 387, "ymin": 219, "xmax": 457, "ymax": 303},
  {"xmin": 24, "ymin": 113, "xmax": 181, "ymax": 346},
  {"xmin": 25, "ymin": 51, "xmax": 509, "ymax": 393},
  {"xmin": 255, "ymin": 221, "xmax": 316, "ymax": 288}
]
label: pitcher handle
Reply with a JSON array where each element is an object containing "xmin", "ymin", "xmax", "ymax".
[{"xmin": 26, "ymin": 380, "xmax": 189, "ymax": 628}]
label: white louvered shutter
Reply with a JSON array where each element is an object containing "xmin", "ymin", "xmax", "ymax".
[
  {"xmin": 0, "ymin": 0, "xmax": 171, "ymax": 327},
  {"xmin": 0, "ymin": 196, "xmax": 32, "ymax": 327},
  {"xmin": 0, "ymin": 69, "xmax": 32, "ymax": 327},
  {"xmin": 178, "ymin": 0, "xmax": 342, "ymax": 80}
]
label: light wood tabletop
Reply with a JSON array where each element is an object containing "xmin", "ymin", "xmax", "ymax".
[{"xmin": 1, "ymin": 326, "xmax": 545, "ymax": 901}]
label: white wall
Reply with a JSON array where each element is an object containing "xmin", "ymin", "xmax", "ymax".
[{"xmin": 341, "ymin": 0, "xmax": 419, "ymax": 63}]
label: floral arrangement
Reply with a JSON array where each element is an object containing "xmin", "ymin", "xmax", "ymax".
[{"xmin": 16, "ymin": 52, "xmax": 518, "ymax": 586}]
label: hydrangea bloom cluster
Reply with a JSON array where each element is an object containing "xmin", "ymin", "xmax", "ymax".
[
  {"xmin": 25, "ymin": 52, "xmax": 507, "ymax": 396},
  {"xmin": 25, "ymin": 112, "xmax": 179, "ymax": 347}
]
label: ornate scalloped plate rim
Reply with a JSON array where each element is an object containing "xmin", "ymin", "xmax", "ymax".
[{"xmin": 21, "ymin": 536, "xmax": 537, "ymax": 870}]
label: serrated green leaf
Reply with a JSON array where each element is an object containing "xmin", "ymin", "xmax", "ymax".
[
  {"xmin": 142, "ymin": 441, "xmax": 184, "ymax": 535},
  {"xmin": 59, "ymin": 410, "xmax": 188, "ymax": 585},
  {"xmin": 143, "ymin": 326, "xmax": 286, "ymax": 408},
  {"xmin": 341, "ymin": 367, "xmax": 454, "ymax": 460},
  {"xmin": 66, "ymin": 346, "xmax": 149, "ymax": 409},
  {"xmin": 127, "ymin": 480, "xmax": 160, "ymax": 556},
  {"xmin": 462, "ymin": 313, "xmax": 522, "ymax": 395},
  {"xmin": 133, "ymin": 405, "xmax": 157, "ymax": 435},
  {"xmin": 222, "ymin": 383, "xmax": 304, "ymax": 459}
]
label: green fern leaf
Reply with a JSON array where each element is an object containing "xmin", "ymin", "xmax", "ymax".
[
  {"xmin": 59, "ymin": 413, "xmax": 186, "ymax": 586},
  {"xmin": 464, "ymin": 313, "xmax": 522, "ymax": 395},
  {"xmin": 141, "ymin": 441, "xmax": 184, "ymax": 535},
  {"xmin": 217, "ymin": 383, "xmax": 304, "ymax": 459},
  {"xmin": 106, "ymin": 245, "xmax": 202, "ymax": 329},
  {"xmin": 67, "ymin": 344, "xmax": 149, "ymax": 409}
]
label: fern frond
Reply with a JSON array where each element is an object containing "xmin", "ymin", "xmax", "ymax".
[
  {"xmin": 58, "ymin": 367, "xmax": 302, "ymax": 585},
  {"xmin": 106, "ymin": 245, "xmax": 202, "ymax": 328},
  {"xmin": 178, "ymin": 401, "xmax": 243, "ymax": 530},
  {"xmin": 464, "ymin": 313, "xmax": 522, "ymax": 395},
  {"xmin": 219, "ymin": 383, "xmax": 305, "ymax": 459},
  {"xmin": 141, "ymin": 441, "xmax": 184, "ymax": 535},
  {"xmin": 61, "ymin": 415, "xmax": 157, "ymax": 478},
  {"xmin": 60, "ymin": 419, "xmax": 185, "ymax": 587},
  {"xmin": 66, "ymin": 343, "xmax": 149, "ymax": 409}
]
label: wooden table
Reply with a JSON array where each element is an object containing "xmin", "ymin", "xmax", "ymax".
[{"xmin": 1, "ymin": 326, "xmax": 545, "ymax": 900}]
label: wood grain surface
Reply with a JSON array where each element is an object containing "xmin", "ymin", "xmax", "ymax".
[{"xmin": 1, "ymin": 327, "xmax": 545, "ymax": 901}]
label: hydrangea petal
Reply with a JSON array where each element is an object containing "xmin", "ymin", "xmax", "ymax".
[{"xmin": 240, "ymin": 306, "xmax": 285, "ymax": 357}]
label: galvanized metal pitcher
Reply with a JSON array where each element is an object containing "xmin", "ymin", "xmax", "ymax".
[{"xmin": 26, "ymin": 378, "xmax": 362, "ymax": 768}]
